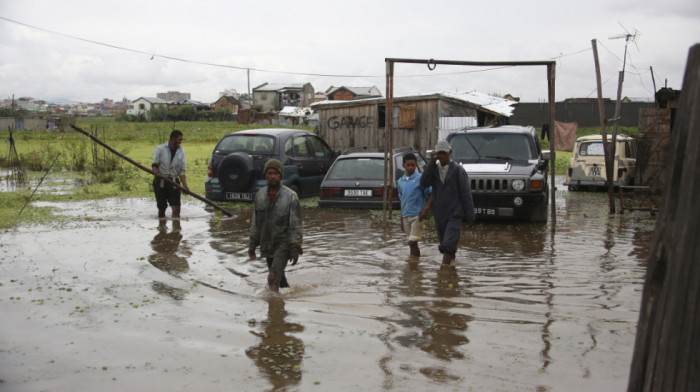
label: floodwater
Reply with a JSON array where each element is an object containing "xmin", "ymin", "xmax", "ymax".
[{"xmin": 0, "ymin": 177, "xmax": 656, "ymax": 391}]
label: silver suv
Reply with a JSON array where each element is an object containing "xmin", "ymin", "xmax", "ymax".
[{"xmin": 447, "ymin": 125, "xmax": 550, "ymax": 222}]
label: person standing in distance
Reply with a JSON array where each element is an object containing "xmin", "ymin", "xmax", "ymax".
[
  {"xmin": 398, "ymin": 153, "xmax": 432, "ymax": 257},
  {"xmin": 419, "ymin": 140, "xmax": 475, "ymax": 265},
  {"xmin": 152, "ymin": 130, "xmax": 189, "ymax": 219},
  {"xmin": 248, "ymin": 159, "xmax": 303, "ymax": 292}
]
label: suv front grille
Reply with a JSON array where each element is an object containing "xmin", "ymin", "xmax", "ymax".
[{"xmin": 470, "ymin": 178, "xmax": 518, "ymax": 192}]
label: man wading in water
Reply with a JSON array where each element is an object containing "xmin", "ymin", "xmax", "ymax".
[
  {"xmin": 248, "ymin": 159, "xmax": 303, "ymax": 292},
  {"xmin": 420, "ymin": 140, "xmax": 475, "ymax": 265},
  {"xmin": 152, "ymin": 130, "xmax": 189, "ymax": 219}
]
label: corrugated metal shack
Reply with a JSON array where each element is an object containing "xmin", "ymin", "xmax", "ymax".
[{"xmin": 311, "ymin": 91, "xmax": 516, "ymax": 153}]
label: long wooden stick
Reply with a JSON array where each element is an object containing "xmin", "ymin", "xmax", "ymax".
[
  {"xmin": 19, "ymin": 154, "xmax": 60, "ymax": 215},
  {"xmin": 70, "ymin": 124, "xmax": 234, "ymax": 217}
]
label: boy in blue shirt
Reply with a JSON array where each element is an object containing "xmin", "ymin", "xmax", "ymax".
[{"xmin": 398, "ymin": 153, "xmax": 432, "ymax": 257}]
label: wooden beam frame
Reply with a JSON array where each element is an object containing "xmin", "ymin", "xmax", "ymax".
[{"xmin": 383, "ymin": 58, "xmax": 557, "ymax": 228}]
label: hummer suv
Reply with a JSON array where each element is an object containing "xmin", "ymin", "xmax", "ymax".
[{"xmin": 446, "ymin": 125, "xmax": 550, "ymax": 222}]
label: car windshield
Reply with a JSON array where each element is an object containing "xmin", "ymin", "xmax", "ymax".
[
  {"xmin": 450, "ymin": 133, "xmax": 534, "ymax": 163},
  {"xmin": 216, "ymin": 134, "xmax": 275, "ymax": 153},
  {"xmin": 327, "ymin": 157, "xmax": 406, "ymax": 180},
  {"xmin": 579, "ymin": 142, "xmax": 605, "ymax": 156}
]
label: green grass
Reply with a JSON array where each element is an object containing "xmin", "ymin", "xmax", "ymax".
[
  {"xmin": 0, "ymin": 119, "xmax": 636, "ymax": 229},
  {"xmin": 0, "ymin": 119, "xmax": 313, "ymax": 229}
]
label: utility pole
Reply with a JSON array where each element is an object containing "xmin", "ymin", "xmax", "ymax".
[
  {"xmin": 605, "ymin": 27, "xmax": 639, "ymax": 213},
  {"xmin": 247, "ymin": 69, "xmax": 251, "ymax": 108},
  {"xmin": 591, "ymin": 39, "xmax": 615, "ymax": 213},
  {"xmin": 650, "ymin": 66, "xmax": 657, "ymax": 104}
]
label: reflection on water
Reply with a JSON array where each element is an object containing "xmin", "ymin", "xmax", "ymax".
[
  {"xmin": 0, "ymin": 181, "xmax": 660, "ymax": 391},
  {"xmin": 148, "ymin": 219, "xmax": 189, "ymax": 300},
  {"xmin": 246, "ymin": 296, "xmax": 305, "ymax": 390},
  {"xmin": 390, "ymin": 262, "xmax": 472, "ymax": 364},
  {"xmin": 199, "ymin": 181, "xmax": 655, "ymax": 390}
]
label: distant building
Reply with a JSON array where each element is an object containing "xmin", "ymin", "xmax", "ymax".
[
  {"xmin": 314, "ymin": 92, "xmax": 327, "ymax": 102},
  {"xmin": 312, "ymin": 91, "xmax": 516, "ymax": 153},
  {"xmin": 325, "ymin": 86, "xmax": 382, "ymax": 101},
  {"xmin": 252, "ymin": 83, "xmax": 314, "ymax": 112},
  {"xmin": 167, "ymin": 99, "xmax": 210, "ymax": 112},
  {"xmin": 16, "ymin": 97, "xmax": 35, "ymax": 110},
  {"xmin": 156, "ymin": 91, "xmax": 190, "ymax": 101},
  {"xmin": 219, "ymin": 89, "xmax": 240, "ymax": 99},
  {"xmin": 130, "ymin": 97, "xmax": 167, "ymax": 118},
  {"xmin": 212, "ymin": 95, "xmax": 241, "ymax": 113}
]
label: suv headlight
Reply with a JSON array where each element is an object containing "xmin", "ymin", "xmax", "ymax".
[{"xmin": 512, "ymin": 179, "xmax": 525, "ymax": 191}]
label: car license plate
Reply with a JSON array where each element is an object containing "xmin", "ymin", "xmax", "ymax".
[
  {"xmin": 588, "ymin": 166, "xmax": 601, "ymax": 176},
  {"xmin": 475, "ymin": 207, "xmax": 497, "ymax": 216},
  {"xmin": 226, "ymin": 192, "xmax": 253, "ymax": 201},
  {"xmin": 344, "ymin": 189, "xmax": 372, "ymax": 197}
]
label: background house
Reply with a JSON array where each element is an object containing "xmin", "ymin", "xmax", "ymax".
[
  {"xmin": 167, "ymin": 99, "xmax": 209, "ymax": 112},
  {"xmin": 130, "ymin": 97, "xmax": 167, "ymax": 118},
  {"xmin": 212, "ymin": 95, "xmax": 240, "ymax": 113},
  {"xmin": 252, "ymin": 83, "xmax": 314, "ymax": 112},
  {"xmin": 156, "ymin": 91, "xmax": 190, "ymax": 101},
  {"xmin": 325, "ymin": 86, "xmax": 382, "ymax": 101},
  {"xmin": 312, "ymin": 91, "xmax": 515, "ymax": 153}
]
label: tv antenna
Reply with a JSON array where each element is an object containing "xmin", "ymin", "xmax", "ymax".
[{"xmin": 608, "ymin": 23, "xmax": 640, "ymax": 78}]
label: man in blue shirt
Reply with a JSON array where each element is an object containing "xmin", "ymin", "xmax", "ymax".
[{"xmin": 398, "ymin": 153, "xmax": 432, "ymax": 257}]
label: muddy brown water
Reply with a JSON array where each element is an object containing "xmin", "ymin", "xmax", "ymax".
[{"xmin": 0, "ymin": 177, "xmax": 656, "ymax": 391}]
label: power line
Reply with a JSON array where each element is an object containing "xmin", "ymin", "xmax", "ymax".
[{"xmin": 1, "ymin": 16, "xmax": 593, "ymax": 81}]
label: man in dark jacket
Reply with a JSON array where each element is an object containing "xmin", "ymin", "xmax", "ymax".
[
  {"xmin": 420, "ymin": 140, "xmax": 475, "ymax": 265},
  {"xmin": 248, "ymin": 159, "xmax": 303, "ymax": 291}
]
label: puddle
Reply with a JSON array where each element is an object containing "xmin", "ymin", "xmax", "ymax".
[
  {"xmin": 1, "ymin": 170, "xmax": 87, "ymax": 195},
  {"xmin": 0, "ymin": 177, "xmax": 656, "ymax": 391}
]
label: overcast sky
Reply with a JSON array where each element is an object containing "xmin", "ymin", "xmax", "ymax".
[{"xmin": 1, "ymin": 0, "xmax": 698, "ymax": 104}]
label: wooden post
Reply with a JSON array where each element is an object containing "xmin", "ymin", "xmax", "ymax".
[
  {"xmin": 627, "ymin": 44, "xmax": 700, "ymax": 392},
  {"xmin": 382, "ymin": 57, "xmax": 556, "ymax": 227},
  {"xmin": 547, "ymin": 63, "xmax": 557, "ymax": 228},
  {"xmin": 384, "ymin": 60, "xmax": 395, "ymax": 223},
  {"xmin": 592, "ymin": 39, "xmax": 615, "ymax": 213}
]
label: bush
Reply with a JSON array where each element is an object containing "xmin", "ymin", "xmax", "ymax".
[
  {"xmin": 116, "ymin": 166, "xmax": 138, "ymax": 191},
  {"xmin": 63, "ymin": 137, "xmax": 89, "ymax": 171},
  {"xmin": 20, "ymin": 143, "xmax": 60, "ymax": 171}
]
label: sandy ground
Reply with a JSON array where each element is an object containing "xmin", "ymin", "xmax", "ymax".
[{"xmin": 0, "ymin": 188, "xmax": 655, "ymax": 391}]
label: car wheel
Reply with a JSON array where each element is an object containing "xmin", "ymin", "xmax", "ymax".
[
  {"xmin": 218, "ymin": 152, "xmax": 255, "ymax": 192},
  {"xmin": 568, "ymin": 184, "xmax": 578, "ymax": 192},
  {"xmin": 289, "ymin": 184, "xmax": 301, "ymax": 197}
]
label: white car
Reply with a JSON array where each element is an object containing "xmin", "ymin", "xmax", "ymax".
[{"xmin": 564, "ymin": 134, "xmax": 637, "ymax": 191}]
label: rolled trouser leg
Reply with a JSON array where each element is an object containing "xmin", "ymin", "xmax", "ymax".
[{"xmin": 438, "ymin": 217, "xmax": 461, "ymax": 256}]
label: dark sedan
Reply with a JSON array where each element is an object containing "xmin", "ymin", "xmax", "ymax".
[{"xmin": 318, "ymin": 147, "xmax": 427, "ymax": 209}]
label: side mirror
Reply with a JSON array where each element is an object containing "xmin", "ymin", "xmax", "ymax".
[
  {"xmin": 541, "ymin": 150, "xmax": 551, "ymax": 160},
  {"xmin": 333, "ymin": 149, "xmax": 341, "ymax": 157}
]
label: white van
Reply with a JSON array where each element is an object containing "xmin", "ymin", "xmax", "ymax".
[{"xmin": 564, "ymin": 134, "xmax": 637, "ymax": 191}]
